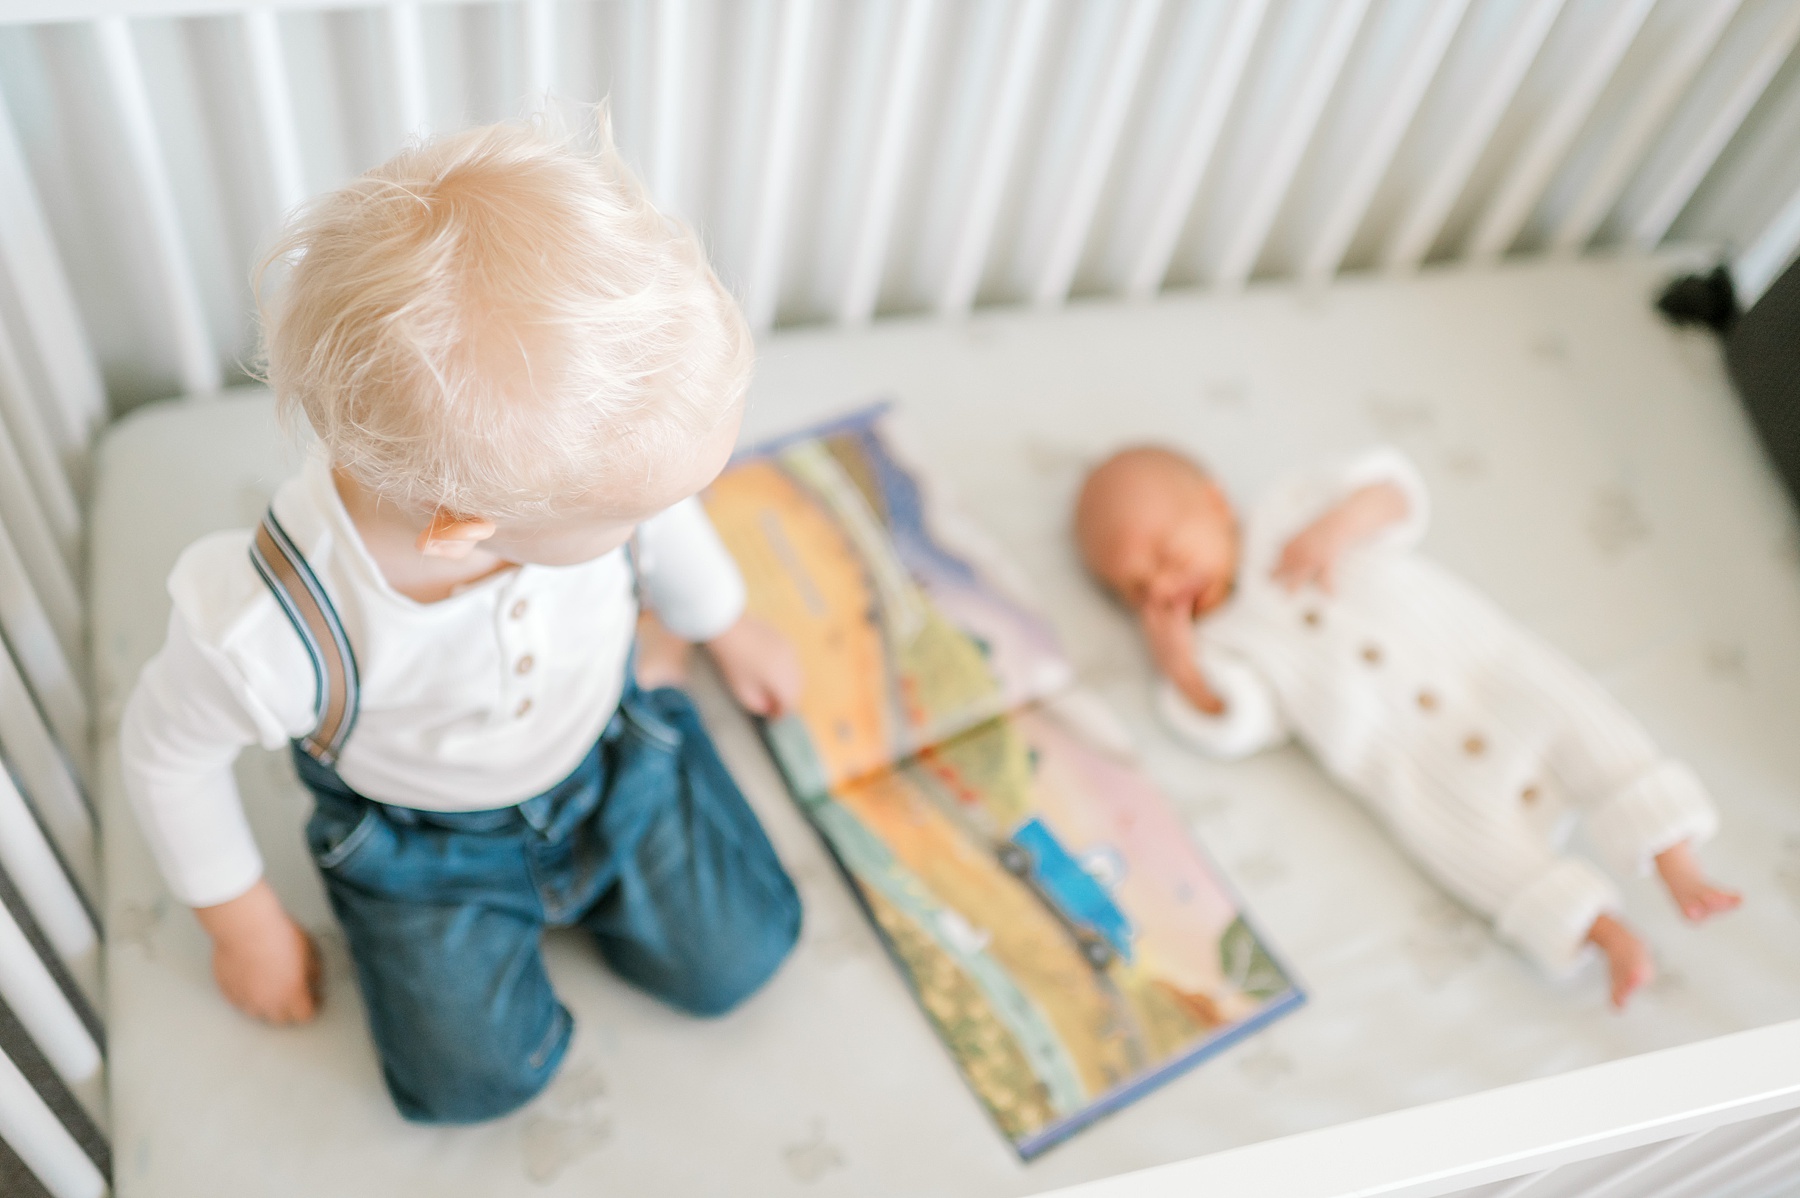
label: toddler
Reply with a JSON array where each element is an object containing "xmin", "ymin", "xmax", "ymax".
[
  {"xmin": 120, "ymin": 120, "xmax": 803, "ymax": 1123},
  {"xmin": 1075, "ymin": 445, "xmax": 1739, "ymax": 1007}
]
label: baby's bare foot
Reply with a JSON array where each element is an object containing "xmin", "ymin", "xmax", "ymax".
[
  {"xmin": 1654, "ymin": 841, "xmax": 1743, "ymax": 923},
  {"xmin": 1587, "ymin": 913, "xmax": 1653, "ymax": 1010},
  {"xmin": 1670, "ymin": 878, "xmax": 1741, "ymax": 922}
]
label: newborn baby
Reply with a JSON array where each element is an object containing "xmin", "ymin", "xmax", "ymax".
[{"xmin": 1075, "ymin": 445, "xmax": 1739, "ymax": 1007}]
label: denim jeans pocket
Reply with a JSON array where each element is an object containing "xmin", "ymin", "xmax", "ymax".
[
  {"xmin": 619, "ymin": 694, "xmax": 681, "ymax": 753},
  {"xmin": 309, "ymin": 803, "xmax": 381, "ymax": 871}
]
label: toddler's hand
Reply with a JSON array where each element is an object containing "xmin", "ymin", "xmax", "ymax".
[
  {"xmin": 1654, "ymin": 840, "xmax": 1742, "ymax": 922},
  {"xmin": 193, "ymin": 878, "xmax": 322, "ymax": 1025},
  {"xmin": 707, "ymin": 614, "xmax": 803, "ymax": 717}
]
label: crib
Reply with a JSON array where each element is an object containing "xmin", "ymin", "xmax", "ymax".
[{"xmin": 3, "ymin": 1, "xmax": 1800, "ymax": 1196}]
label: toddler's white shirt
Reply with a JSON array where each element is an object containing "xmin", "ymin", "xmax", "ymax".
[
  {"xmin": 120, "ymin": 455, "xmax": 747, "ymax": 908},
  {"xmin": 1160, "ymin": 448, "xmax": 1718, "ymax": 973}
]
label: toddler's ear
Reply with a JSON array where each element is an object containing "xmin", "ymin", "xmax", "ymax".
[{"xmin": 417, "ymin": 512, "xmax": 497, "ymax": 559}]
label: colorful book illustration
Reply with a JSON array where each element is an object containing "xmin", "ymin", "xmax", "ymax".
[{"xmin": 704, "ymin": 405, "xmax": 1303, "ymax": 1157}]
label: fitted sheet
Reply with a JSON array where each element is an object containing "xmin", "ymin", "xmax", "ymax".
[{"xmin": 89, "ymin": 255, "xmax": 1800, "ymax": 1196}]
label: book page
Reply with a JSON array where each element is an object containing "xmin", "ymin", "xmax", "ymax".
[
  {"xmin": 812, "ymin": 703, "xmax": 1301, "ymax": 1156},
  {"xmin": 705, "ymin": 406, "xmax": 1073, "ymax": 794}
]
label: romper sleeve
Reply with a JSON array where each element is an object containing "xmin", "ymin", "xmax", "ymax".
[
  {"xmin": 634, "ymin": 496, "xmax": 748, "ymax": 642},
  {"xmin": 1336, "ymin": 446, "xmax": 1430, "ymax": 552},
  {"xmin": 1155, "ymin": 641, "xmax": 1290, "ymax": 761},
  {"xmin": 1244, "ymin": 446, "xmax": 1431, "ymax": 569}
]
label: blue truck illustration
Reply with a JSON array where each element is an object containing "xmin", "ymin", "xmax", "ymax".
[{"xmin": 997, "ymin": 817, "xmax": 1134, "ymax": 970}]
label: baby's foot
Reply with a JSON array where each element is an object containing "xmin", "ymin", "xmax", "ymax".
[
  {"xmin": 1654, "ymin": 841, "xmax": 1743, "ymax": 923},
  {"xmin": 1586, "ymin": 913, "xmax": 1653, "ymax": 1009}
]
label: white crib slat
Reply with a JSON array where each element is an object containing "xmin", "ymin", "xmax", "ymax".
[
  {"xmin": 713, "ymin": 0, "xmax": 779, "ymax": 274},
  {"xmin": 95, "ymin": 16, "xmax": 221, "ymax": 398},
  {"xmin": 909, "ymin": 0, "xmax": 1005, "ymax": 300},
  {"xmin": 0, "ymin": 526, "xmax": 87, "ymax": 786},
  {"xmin": 0, "ymin": 902, "xmax": 98, "ymax": 1093},
  {"xmin": 837, "ymin": 0, "xmax": 937, "ymax": 326},
  {"xmin": 0, "ymin": 772, "xmax": 93, "ymax": 990},
  {"xmin": 937, "ymin": 0, "xmax": 1053, "ymax": 316},
  {"xmin": 0, "ymin": 1047, "xmax": 103, "ymax": 1198},
  {"xmin": 523, "ymin": 0, "xmax": 555, "ymax": 108},
  {"xmin": 1550, "ymin": 0, "xmax": 1742, "ymax": 254},
  {"xmin": 1576, "ymin": 1131, "xmax": 1704, "ymax": 1198},
  {"xmin": 1302, "ymin": 0, "xmax": 1467, "ymax": 283},
  {"xmin": 1123, "ymin": 0, "xmax": 1267, "ymax": 298},
  {"xmin": 0, "ymin": 319, "xmax": 78, "ymax": 569},
  {"xmin": 615, "ymin": 0, "xmax": 651, "ymax": 167},
  {"xmin": 0, "ymin": 650, "xmax": 93, "ymax": 908},
  {"xmin": 1382, "ymin": 0, "xmax": 1565, "ymax": 272},
  {"xmin": 1731, "ymin": 172, "xmax": 1800, "ymax": 309},
  {"xmin": 1031, "ymin": 0, "xmax": 1161, "ymax": 307},
  {"xmin": 742, "ymin": 0, "xmax": 817, "ymax": 333},
  {"xmin": 1467, "ymin": 0, "xmax": 1655, "ymax": 262},
  {"xmin": 0, "ymin": 418, "xmax": 80, "ymax": 669},
  {"xmin": 1212, "ymin": 0, "xmax": 1370, "ymax": 289},
  {"xmin": 388, "ymin": 2, "xmax": 430, "ymax": 139},
  {"xmin": 1630, "ymin": 2, "xmax": 1800, "ymax": 251},
  {"xmin": 1636, "ymin": 1110, "xmax": 1800, "ymax": 1198},
  {"xmin": 1487, "ymin": 1168, "xmax": 1549, "ymax": 1197},
  {"xmin": 650, "ymin": 0, "xmax": 687, "ymax": 212},
  {"xmin": 242, "ymin": 9, "xmax": 306, "ymax": 217},
  {"xmin": 0, "ymin": 90, "xmax": 104, "ymax": 455},
  {"xmin": 1709, "ymin": 1134, "xmax": 1800, "ymax": 1198},
  {"xmin": 1126, "ymin": 0, "xmax": 1268, "ymax": 298}
]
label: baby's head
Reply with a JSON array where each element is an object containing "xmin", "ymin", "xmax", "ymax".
[
  {"xmin": 1075, "ymin": 446, "xmax": 1240, "ymax": 617},
  {"xmin": 259, "ymin": 116, "xmax": 751, "ymax": 566}
]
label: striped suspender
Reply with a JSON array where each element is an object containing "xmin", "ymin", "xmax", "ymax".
[{"xmin": 248, "ymin": 509, "xmax": 361, "ymax": 767}]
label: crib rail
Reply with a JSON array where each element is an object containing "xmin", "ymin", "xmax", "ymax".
[{"xmin": 1045, "ymin": 1018, "xmax": 1800, "ymax": 1198}]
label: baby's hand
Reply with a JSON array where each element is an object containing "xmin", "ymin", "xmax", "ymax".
[
  {"xmin": 1272, "ymin": 481, "xmax": 1412, "ymax": 593},
  {"xmin": 1272, "ymin": 521, "xmax": 1341, "ymax": 594},
  {"xmin": 707, "ymin": 614, "xmax": 803, "ymax": 718},
  {"xmin": 193, "ymin": 879, "xmax": 322, "ymax": 1025},
  {"xmin": 1654, "ymin": 841, "xmax": 1742, "ymax": 922},
  {"xmin": 1140, "ymin": 602, "xmax": 1225, "ymax": 715}
]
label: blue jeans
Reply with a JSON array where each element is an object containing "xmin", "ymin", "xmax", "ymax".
[{"xmin": 293, "ymin": 683, "xmax": 802, "ymax": 1124}]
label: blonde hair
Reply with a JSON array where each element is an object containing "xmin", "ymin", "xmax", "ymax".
[{"xmin": 257, "ymin": 114, "xmax": 752, "ymax": 520}]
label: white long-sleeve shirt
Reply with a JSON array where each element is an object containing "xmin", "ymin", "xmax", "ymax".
[
  {"xmin": 120, "ymin": 454, "xmax": 747, "ymax": 908},
  {"xmin": 1160, "ymin": 448, "xmax": 1718, "ymax": 973}
]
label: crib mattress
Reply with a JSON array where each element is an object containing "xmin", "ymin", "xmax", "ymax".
[{"xmin": 88, "ymin": 255, "xmax": 1800, "ymax": 1197}]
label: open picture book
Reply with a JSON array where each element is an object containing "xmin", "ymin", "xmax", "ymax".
[{"xmin": 703, "ymin": 405, "xmax": 1304, "ymax": 1157}]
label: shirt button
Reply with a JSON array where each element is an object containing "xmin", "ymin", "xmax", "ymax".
[
  {"xmin": 515, "ymin": 655, "xmax": 534, "ymax": 676},
  {"xmin": 1360, "ymin": 643, "xmax": 1383, "ymax": 666},
  {"xmin": 1521, "ymin": 784, "xmax": 1541, "ymax": 804},
  {"xmin": 510, "ymin": 599, "xmax": 529, "ymax": 620},
  {"xmin": 1463, "ymin": 734, "xmax": 1486, "ymax": 757},
  {"xmin": 515, "ymin": 697, "xmax": 533, "ymax": 718},
  {"xmin": 1417, "ymin": 690, "xmax": 1439, "ymax": 712},
  {"xmin": 1302, "ymin": 609, "xmax": 1322, "ymax": 628}
]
